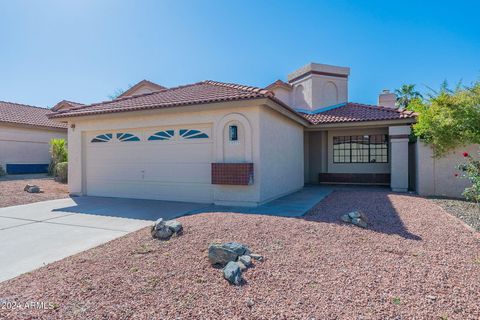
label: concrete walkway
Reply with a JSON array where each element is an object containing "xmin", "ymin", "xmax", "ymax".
[
  {"xmin": 0, "ymin": 197, "xmax": 209, "ymax": 282},
  {"xmin": 189, "ymin": 185, "xmax": 332, "ymax": 217}
]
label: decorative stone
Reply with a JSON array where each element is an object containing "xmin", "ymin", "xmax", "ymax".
[
  {"xmin": 24, "ymin": 184, "xmax": 34, "ymax": 191},
  {"xmin": 236, "ymin": 261, "xmax": 247, "ymax": 271},
  {"xmin": 151, "ymin": 218, "xmax": 173, "ymax": 240},
  {"xmin": 250, "ymin": 253, "xmax": 264, "ymax": 262},
  {"xmin": 26, "ymin": 185, "xmax": 40, "ymax": 193},
  {"xmin": 223, "ymin": 261, "xmax": 242, "ymax": 285},
  {"xmin": 341, "ymin": 211, "xmax": 368, "ymax": 228},
  {"xmin": 222, "ymin": 242, "xmax": 249, "ymax": 256},
  {"xmin": 238, "ymin": 255, "xmax": 252, "ymax": 267},
  {"xmin": 246, "ymin": 298, "xmax": 254, "ymax": 308},
  {"xmin": 208, "ymin": 243, "xmax": 239, "ymax": 266},
  {"xmin": 165, "ymin": 220, "xmax": 183, "ymax": 234}
]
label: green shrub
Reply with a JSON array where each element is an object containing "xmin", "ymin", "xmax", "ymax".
[
  {"xmin": 55, "ymin": 162, "xmax": 68, "ymax": 183},
  {"xmin": 457, "ymin": 149, "xmax": 480, "ymax": 203},
  {"xmin": 49, "ymin": 138, "xmax": 68, "ymax": 176},
  {"xmin": 0, "ymin": 165, "xmax": 5, "ymax": 176}
]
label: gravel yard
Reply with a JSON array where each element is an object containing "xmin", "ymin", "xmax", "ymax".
[
  {"xmin": 431, "ymin": 197, "xmax": 480, "ymax": 232},
  {"xmin": 0, "ymin": 191, "xmax": 479, "ymax": 319},
  {"xmin": 0, "ymin": 177, "xmax": 69, "ymax": 208}
]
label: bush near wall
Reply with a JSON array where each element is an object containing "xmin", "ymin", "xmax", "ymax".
[
  {"xmin": 49, "ymin": 138, "xmax": 68, "ymax": 177},
  {"xmin": 55, "ymin": 162, "xmax": 68, "ymax": 183},
  {"xmin": 0, "ymin": 165, "xmax": 5, "ymax": 177}
]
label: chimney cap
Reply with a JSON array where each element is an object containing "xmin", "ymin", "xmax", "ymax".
[
  {"xmin": 381, "ymin": 89, "xmax": 391, "ymax": 94},
  {"xmin": 287, "ymin": 62, "xmax": 350, "ymax": 82}
]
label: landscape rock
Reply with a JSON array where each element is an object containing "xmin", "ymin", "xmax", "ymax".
[
  {"xmin": 236, "ymin": 261, "xmax": 247, "ymax": 271},
  {"xmin": 208, "ymin": 243, "xmax": 239, "ymax": 266},
  {"xmin": 165, "ymin": 220, "xmax": 183, "ymax": 234},
  {"xmin": 341, "ymin": 211, "xmax": 368, "ymax": 228},
  {"xmin": 223, "ymin": 261, "xmax": 242, "ymax": 285},
  {"xmin": 250, "ymin": 253, "xmax": 264, "ymax": 262},
  {"xmin": 222, "ymin": 242, "xmax": 249, "ymax": 256},
  {"xmin": 238, "ymin": 255, "xmax": 252, "ymax": 267},
  {"xmin": 25, "ymin": 185, "xmax": 40, "ymax": 193},
  {"xmin": 151, "ymin": 218, "xmax": 173, "ymax": 240}
]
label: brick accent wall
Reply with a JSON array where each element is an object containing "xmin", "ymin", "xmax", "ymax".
[{"xmin": 211, "ymin": 163, "xmax": 254, "ymax": 185}]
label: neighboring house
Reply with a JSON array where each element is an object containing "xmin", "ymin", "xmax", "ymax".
[
  {"xmin": 48, "ymin": 62, "xmax": 419, "ymax": 206},
  {"xmin": 0, "ymin": 101, "xmax": 67, "ymax": 174}
]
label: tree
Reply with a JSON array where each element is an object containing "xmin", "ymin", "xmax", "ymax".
[
  {"xmin": 108, "ymin": 88, "xmax": 126, "ymax": 100},
  {"xmin": 409, "ymin": 80, "xmax": 480, "ymax": 157},
  {"xmin": 395, "ymin": 84, "xmax": 423, "ymax": 109}
]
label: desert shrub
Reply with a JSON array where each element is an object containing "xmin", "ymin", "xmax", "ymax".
[
  {"xmin": 457, "ymin": 149, "xmax": 480, "ymax": 204},
  {"xmin": 49, "ymin": 138, "xmax": 68, "ymax": 176},
  {"xmin": 55, "ymin": 162, "xmax": 68, "ymax": 183}
]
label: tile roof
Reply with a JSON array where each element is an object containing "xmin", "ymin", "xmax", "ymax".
[
  {"xmin": 117, "ymin": 80, "xmax": 167, "ymax": 98},
  {"xmin": 0, "ymin": 101, "xmax": 67, "ymax": 129},
  {"xmin": 265, "ymin": 79, "xmax": 293, "ymax": 91},
  {"xmin": 52, "ymin": 100, "xmax": 85, "ymax": 111},
  {"xmin": 48, "ymin": 80, "xmax": 276, "ymax": 119},
  {"xmin": 300, "ymin": 103, "xmax": 416, "ymax": 125}
]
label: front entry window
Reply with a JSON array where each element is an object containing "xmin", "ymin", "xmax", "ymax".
[
  {"xmin": 333, "ymin": 134, "xmax": 388, "ymax": 163},
  {"xmin": 229, "ymin": 125, "xmax": 238, "ymax": 141}
]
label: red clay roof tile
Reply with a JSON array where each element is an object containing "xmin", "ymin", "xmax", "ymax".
[
  {"xmin": 48, "ymin": 80, "xmax": 275, "ymax": 119},
  {"xmin": 300, "ymin": 103, "xmax": 416, "ymax": 125},
  {"xmin": 0, "ymin": 101, "xmax": 67, "ymax": 129}
]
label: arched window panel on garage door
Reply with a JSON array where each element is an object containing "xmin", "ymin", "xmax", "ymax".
[
  {"xmin": 148, "ymin": 130, "xmax": 175, "ymax": 141},
  {"xmin": 91, "ymin": 133, "xmax": 113, "ymax": 143},
  {"xmin": 116, "ymin": 133, "xmax": 140, "ymax": 142},
  {"xmin": 179, "ymin": 129, "xmax": 209, "ymax": 139}
]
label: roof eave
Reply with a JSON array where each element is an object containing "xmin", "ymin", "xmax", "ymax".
[{"xmin": 305, "ymin": 117, "xmax": 416, "ymax": 129}]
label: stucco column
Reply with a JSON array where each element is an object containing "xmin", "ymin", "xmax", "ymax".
[{"xmin": 389, "ymin": 126, "xmax": 411, "ymax": 192}]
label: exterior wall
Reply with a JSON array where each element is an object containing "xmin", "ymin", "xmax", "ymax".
[
  {"xmin": 327, "ymin": 128, "xmax": 390, "ymax": 174},
  {"xmin": 67, "ymin": 102, "xmax": 285, "ymax": 206},
  {"xmin": 417, "ymin": 141, "xmax": 479, "ymax": 198},
  {"xmin": 305, "ymin": 131, "xmax": 328, "ymax": 183},
  {"xmin": 270, "ymin": 87, "xmax": 292, "ymax": 106},
  {"xmin": 259, "ymin": 107, "xmax": 304, "ymax": 202},
  {"xmin": 389, "ymin": 126, "xmax": 410, "ymax": 192},
  {"xmin": 0, "ymin": 123, "xmax": 67, "ymax": 171}
]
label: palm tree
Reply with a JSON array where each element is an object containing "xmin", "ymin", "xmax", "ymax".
[{"xmin": 395, "ymin": 84, "xmax": 423, "ymax": 109}]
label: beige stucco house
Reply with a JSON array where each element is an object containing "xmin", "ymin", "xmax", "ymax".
[
  {"xmin": 47, "ymin": 62, "xmax": 424, "ymax": 206},
  {"xmin": 0, "ymin": 101, "xmax": 67, "ymax": 174}
]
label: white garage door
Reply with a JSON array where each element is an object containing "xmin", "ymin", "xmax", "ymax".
[{"xmin": 85, "ymin": 127, "xmax": 213, "ymax": 203}]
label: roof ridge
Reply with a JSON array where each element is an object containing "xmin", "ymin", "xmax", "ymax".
[
  {"xmin": 57, "ymin": 82, "xmax": 205, "ymax": 114},
  {"xmin": 348, "ymin": 102, "xmax": 416, "ymax": 116},
  {"xmin": 202, "ymin": 80, "xmax": 273, "ymax": 97},
  {"xmin": 0, "ymin": 100, "xmax": 49, "ymax": 110}
]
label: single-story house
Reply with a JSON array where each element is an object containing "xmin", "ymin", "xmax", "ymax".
[
  {"xmin": 48, "ymin": 62, "xmax": 421, "ymax": 206},
  {"xmin": 0, "ymin": 101, "xmax": 67, "ymax": 174}
]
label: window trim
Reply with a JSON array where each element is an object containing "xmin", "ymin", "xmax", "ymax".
[{"xmin": 333, "ymin": 134, "xmax": 389, "ymax": 164}]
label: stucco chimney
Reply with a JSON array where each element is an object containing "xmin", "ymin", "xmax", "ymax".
[{"xmin": 378, "ymin": 89, "xmax": 397, "ymax": 108}]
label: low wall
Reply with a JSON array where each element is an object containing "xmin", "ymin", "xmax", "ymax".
[{"xmin": 416, "ymin": 141, "xmax": 479, "ymax": 198}]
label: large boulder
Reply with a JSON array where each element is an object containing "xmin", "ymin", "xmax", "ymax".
[
  {"xmin": 151, "ymin": 218, "xmax": 173, "ymax": 240},
  {"xmin": 223, "ymin": 261, "xmax": 242, "ymax": 285},
  {"xmin": 208, "ymin": 243, "xmax": 239, "ymax": 266},
  {"xmin": 24, "ymin": 184, "xmax": 40, "ymax": 193},
  {"xmin": 165, "ymin": 220, "xmax": 183, "ymax": 234}
]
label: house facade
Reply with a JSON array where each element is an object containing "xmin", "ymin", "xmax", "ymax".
[
  {"xmin": 0, "ymin": 101, "xmax": 67, "ymax": 174},
  {"xmin": 49, "ymin": 62, "xmax": 418, "ymax": 206}
]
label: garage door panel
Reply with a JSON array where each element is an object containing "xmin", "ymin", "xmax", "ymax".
[
  {"xmin": 86, "ymin": 180, "xmax": 213, "ymax": 203},
  {"xmin": 144, "ymin": 163, "xmax": 211, "ymax": 183},
  {"xmin": 85, "ymin": 127, "xmax": 213, "ymax": 203},
  {"xmin": 140, "ymin": 143, "xmax": 212, "ymax": 163}
]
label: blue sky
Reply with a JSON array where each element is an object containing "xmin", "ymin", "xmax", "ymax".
[{"xmin": 0, "ymin": 0, "xmax": 479, "ymax": 107}]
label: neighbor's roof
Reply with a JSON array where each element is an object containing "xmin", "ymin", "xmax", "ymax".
[
  {"xmin": 52, "ymin": 100, "xmax": 85, "ymax": 112},
  {"xmin": 48, "ymin": 80, "xmax": 279, "ymax": 119},
  {"xmin": 265, "ymin": 79, "xmax": 292, "ymax": 91},
  {"xmin": 117, "ymin": 80, "xmax": 167, "ymax": 98},
  {"xmin": 0, "ymin": 100, "xmax": 67, "ymax": 129},
  {"xmin": 300, "ymin": 103, "xmax": 416, "ymax": 125}
]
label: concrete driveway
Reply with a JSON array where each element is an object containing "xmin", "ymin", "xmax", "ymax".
[{"xmin": 0, "ymin": 197, "xmax": 210, "ymax": 282}]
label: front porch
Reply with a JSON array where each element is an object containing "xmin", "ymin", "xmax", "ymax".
[{"xmin": 304, "ymin": 124, "xmax": 411, "ymax": 192}]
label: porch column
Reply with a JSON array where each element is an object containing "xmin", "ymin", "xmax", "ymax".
[{"xmin": 389, "ymin": 126, "xmax": 411, "ymax": 192}]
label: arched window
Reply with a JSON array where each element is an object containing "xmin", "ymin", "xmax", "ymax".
[{"xmin": 91, "ymin": 133, "xmax": 112, "ymax": 143}]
